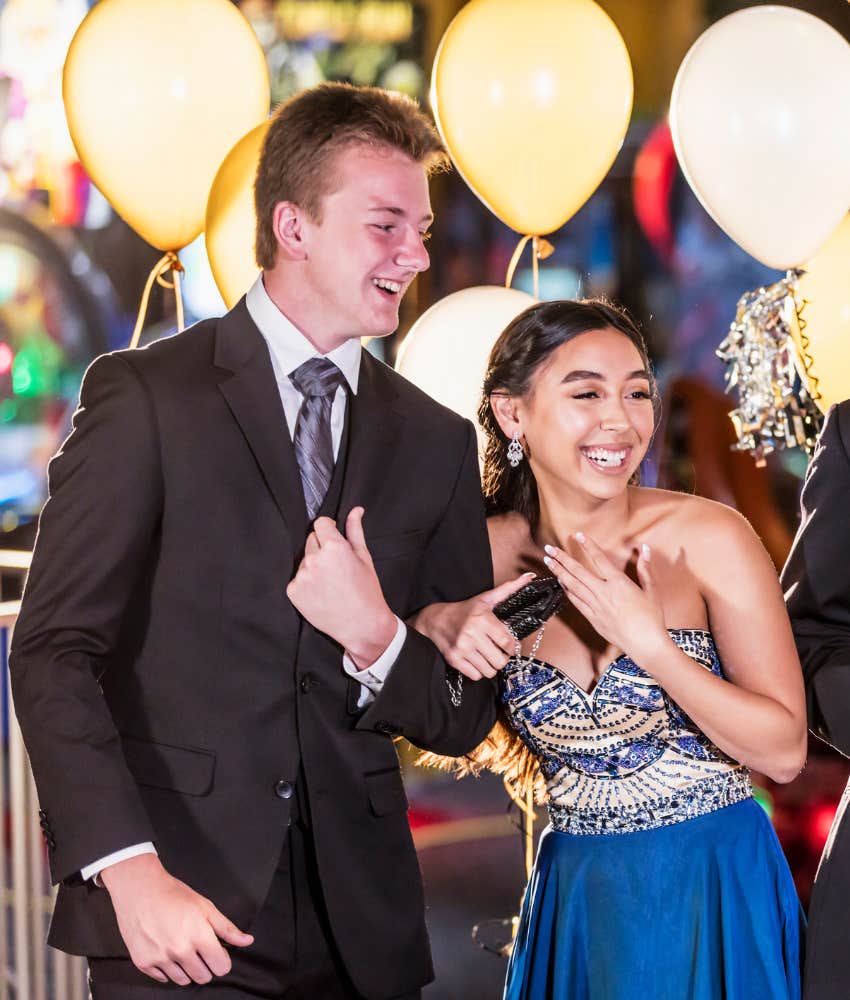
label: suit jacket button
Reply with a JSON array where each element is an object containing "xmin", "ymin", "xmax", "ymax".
[
  {"xmin": 274, "ymin": 779, "xmax": 294, "ymax": 800},
  {"xmin": 375, "ymin": 720, "xmax": 398, "ymax": 735},
  {"xmin": 300, "ymin": 673, "xmax": 319, "ymax": 694}
]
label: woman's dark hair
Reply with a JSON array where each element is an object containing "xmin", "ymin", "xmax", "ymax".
[
  {"xmin": 479, "ymin": 298, "xmax": 658, "ymax": 531},
  {"xmin": 420, "ymin": 298, "xmax": 658, "ymax": 799}
]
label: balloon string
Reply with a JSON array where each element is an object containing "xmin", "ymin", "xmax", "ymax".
[
  {"xmin": 790, "ymin": 271, "xmax": 821, "ymax": 403},
  {"xmin": 505, "ymin": 235, "xmax": 533, "ymax": 291},
  {"xmin": 796, "ymin": 301, "xmax": 820, "ymax": 401},
  {"xmin": 505, "ymin": 234, "xmax": 555, "ymax": 297},
  {"xmin": 532, "ymin": 236, "xmax": 540, "ymax": 299},
  {"xmin": 171, "ymin": 266, "xmax": 185, "ymax": 332},
  {"xmin": 129, "ymin": 251, "xmax": 186, "ymax": 349}
]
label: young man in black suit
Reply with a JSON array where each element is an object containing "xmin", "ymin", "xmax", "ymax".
[
  {"xmin": 10, "ymin": 84, "xmax": 502, "ymax": 999},
  {"xmin": 783, "ymin": 399, "xmax": 850, "ymax": 1000}
]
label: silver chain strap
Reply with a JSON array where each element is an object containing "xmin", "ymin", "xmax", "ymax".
[
  {"xmin": 529, "ymin": 626, "xmax": 546, "ymax": 658},
  {"xmin": 447, "ymin": 624, "xmax": 547, "ymax": 708},
  {"xmin": 446, "ymin": 670, "xmax": 463, "ymax": 708}
]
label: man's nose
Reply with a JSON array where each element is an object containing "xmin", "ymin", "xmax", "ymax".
[{"xmin": 395, "ymin": 231, "xmax": 430, "ymax": 273}]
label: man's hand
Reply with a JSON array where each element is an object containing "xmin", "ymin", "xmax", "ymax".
[
  {"xmin": 101, "ymin": 853, "xmax": 253, "ymax": 985},
  {"xmin": 411, "ymin": 573, "xmax": 535, "ymax": 680},
  {"xmin": 287, "ymin": 506, "xmax": 397, "ymax": 668}
]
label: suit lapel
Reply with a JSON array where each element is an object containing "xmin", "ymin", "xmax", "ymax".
[
  {"xmin": 214, "ymin": 299, "xmax": 308, "ymax": 542},
  {"xmin": 337, "ymin": 351, "xmax": 405, "ymax": 528}
]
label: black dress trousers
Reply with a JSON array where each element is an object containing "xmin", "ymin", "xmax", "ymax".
[{"xmin": 88, "ymin": 807, "xmax": 420, "ymax": 1000}]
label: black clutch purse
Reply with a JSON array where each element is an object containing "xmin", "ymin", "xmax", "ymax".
[{"xmin": 492, "ymin": 576, "xmax": 565, "ymax": 641}]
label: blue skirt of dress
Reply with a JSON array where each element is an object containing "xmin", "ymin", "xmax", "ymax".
[{"xmin": 504, "ymin": 799, "xmax": 804, "ymax": 1000}]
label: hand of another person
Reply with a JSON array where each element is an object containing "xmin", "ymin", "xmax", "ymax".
[
  {"xmin": 101, "ymin": 853, "xmax": 253, "ymax": 985},
  {"xmin": 543, "ymin": 534, "xmax": 668, "ymax": 666},
  {"xmin": 411, "ymin": 573, "xmax": 535, "ymax": 680},
  {"xmin": 287, "ymin": 506, "xmax": 398, "ymax": 668}
]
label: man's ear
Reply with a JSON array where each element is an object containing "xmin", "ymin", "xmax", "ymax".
[
  {"xmin": 489, "ymin": 392, "xmax": 522, "ymax": 441},
  {"xmin": 272, "ymin": 201, "xmax": 308, "ymax": 261}
]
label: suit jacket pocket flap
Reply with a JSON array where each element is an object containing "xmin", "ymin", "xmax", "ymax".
[
  {"xmin": 122, "ymin": 736, "xmax": 216, "ymax": 797},
  {"xmin": 365, "ymin": 768, "xmax": 409, "ymax": 817}
]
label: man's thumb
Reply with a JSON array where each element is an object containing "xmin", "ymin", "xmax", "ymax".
[
  {"xmin": 482, "ymin": 572, "xmax": 536, "ymax": 609},
  {"xmin": 345, "ymin": 506, "xmax": 370, "ymax": 554},
  {"xmin": 207, "ymin": 904, "xmax": 254, "ymax": 948}
]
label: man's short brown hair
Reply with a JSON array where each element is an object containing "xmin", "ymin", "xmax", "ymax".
[{"xmin": 254, "ymin": 82, "xmax": 449, "ymax": 270}]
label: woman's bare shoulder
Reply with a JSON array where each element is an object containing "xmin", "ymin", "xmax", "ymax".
[
  {"xmin": 487, "ymin": 513, "xmax": 536, "ymax": 584},
  {"xmin": 633, "ymin": 487, "xmax": 748, "ymax": 530},
  {"xmin": 487, "ymin": 511, "xmax": 531, "ymax": 543},
  {"xmin": 633, "ymin": 487, "xmax": 759, "ymax": 566}
]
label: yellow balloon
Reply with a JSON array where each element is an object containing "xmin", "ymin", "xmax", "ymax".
[
  {"xmin": 431, "ymin": 0, "xmax": 632, "ymax": 236},
  {"xmin": 206, "ymin": 122, "xmax": 268, "ymax": 309},
  {"xmin": 796, "ymin": 215, "xmax": 850, "ymax": 414},
  {"xmin": 63, "ymin": 0, "xmax": 269, "ymax": 251}
]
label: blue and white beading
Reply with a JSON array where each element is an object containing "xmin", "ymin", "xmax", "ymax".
[{"xmin": 502, "ymin": 628, "xmax": 752, "ymax": 836}]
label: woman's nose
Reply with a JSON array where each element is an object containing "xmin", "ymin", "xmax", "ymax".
[{"xmin": 600, "ymin": 401, "xmax": 629, "ymax": 431}]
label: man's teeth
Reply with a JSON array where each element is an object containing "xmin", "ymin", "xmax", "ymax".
[
  {"xmin": 373, "ymin": 278, "xmax": 401, "ymax": 293},
  {"xmin": 584, "ymin": 448, "xmax": 627, "ymax": 468}
]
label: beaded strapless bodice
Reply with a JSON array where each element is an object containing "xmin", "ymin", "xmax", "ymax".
[{"xmin": 502, "ymin": 628, "xmax": 751, "ymax": 835}]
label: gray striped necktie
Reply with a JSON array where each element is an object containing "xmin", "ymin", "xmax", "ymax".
[{"xmin": 289, "ymin": 357, "xmax": 346, "ymax": 521}]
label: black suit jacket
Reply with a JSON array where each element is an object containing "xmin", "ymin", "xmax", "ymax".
[
  {"xmin": 782, "ymin": 400, "xmax": 850, "ymax": 999},
  {"xmin": 9, "ymin": 299, "xmax": 498, "ymax": 999}
]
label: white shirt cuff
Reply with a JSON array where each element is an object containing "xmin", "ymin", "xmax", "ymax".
[
  {"xmin": 81, "ymin": 842, "xmax": 157, "ymax": 883},
  {"xmin": 343, "ymin": 617, "xmax": 406, "ymax": 706}
]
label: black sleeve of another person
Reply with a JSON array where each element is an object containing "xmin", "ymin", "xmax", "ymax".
[{"xmin": 782, "ymin": 401, "xmax": 850, "ymax": 757}]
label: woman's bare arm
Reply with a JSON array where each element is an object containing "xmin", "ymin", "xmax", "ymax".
[{"xmin": 544, "ymin": 501, "xmax": 807, "ymax": 783}]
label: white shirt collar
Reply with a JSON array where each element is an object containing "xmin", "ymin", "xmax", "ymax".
[{"xmin": 245, "ymin": 275, "xmax": 361, "ymax": 394}]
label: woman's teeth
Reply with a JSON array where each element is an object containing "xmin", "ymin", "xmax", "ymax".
[
  {"xmin": 583, "ymin": 447, "xmax": 628, "ymax": 469},
  {"xmin": 373, "ymin": 278, "xmax": 401, "ymax": 294}
]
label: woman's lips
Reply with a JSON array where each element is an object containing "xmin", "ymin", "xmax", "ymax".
[{"xmin": 580, "ymin": 445, "xmax": 632, "ymax": 473}]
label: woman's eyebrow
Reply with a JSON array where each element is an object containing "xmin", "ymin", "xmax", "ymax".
[{"xmin": 561, "ymin": 369, "xmax": 650, "ymax": 383}]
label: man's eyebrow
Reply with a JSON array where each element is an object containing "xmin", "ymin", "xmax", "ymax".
[
  {"xmin": 368, "ymin": 205, "xmax": 434, "ymax": 225},
  {"xmin": 562, "ymin": 369, "xmax": 650, "ymax": 383}
]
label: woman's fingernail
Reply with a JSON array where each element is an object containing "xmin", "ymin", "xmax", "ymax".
[
  {"xmin": 544, "ymin": 544, "xmax": 556, "ymax": 555},
  {"xmin": 543, "ymin": 555, "xmax": 553, "ymax": 568},
  {"xmin": 641, "ymin": 543, "xmax": 651, "ymax": 559},
  {"xmin": 575, "ymin": 531, "xmax": 586, "ymax": 543},
  {"xmin": 523, "ymin": 572, "xmax": 537, "ymax": 578}
]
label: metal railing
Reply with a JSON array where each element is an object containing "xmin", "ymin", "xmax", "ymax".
[{"xmin": 1, "ymin": 552, "xmax": 88, "ymax": 999}]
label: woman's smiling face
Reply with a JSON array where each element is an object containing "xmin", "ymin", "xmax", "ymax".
[{"xmin": 509, "ymin": 326, "xmax": 656, "ymax": 503}]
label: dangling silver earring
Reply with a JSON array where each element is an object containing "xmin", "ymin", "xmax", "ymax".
[{"xmin": 507, "ymin": 431, "xmax": 524, "ymax": 468}]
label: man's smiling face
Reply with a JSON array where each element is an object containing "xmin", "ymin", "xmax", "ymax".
[{"xmin": 296, "ymin": 143, "xmax": 433, "ymax": 344}]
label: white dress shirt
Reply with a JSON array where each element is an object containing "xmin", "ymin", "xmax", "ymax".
[{"xmin": 81, "ymin": 277, "xmax": 405, "ymax": 882}]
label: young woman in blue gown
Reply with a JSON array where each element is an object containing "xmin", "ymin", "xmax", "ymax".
[{"xmin": 414, "ymin": 300, "xmax": 806, "ymax": 999}]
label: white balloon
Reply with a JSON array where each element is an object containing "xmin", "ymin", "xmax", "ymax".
[
  {"xmin": 396, "ymin": 286, "xmax": 537, "ymax": 454},
  {"xmin": 670, "ymin": 6, "xmax": 850, "ymax": 269}
]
